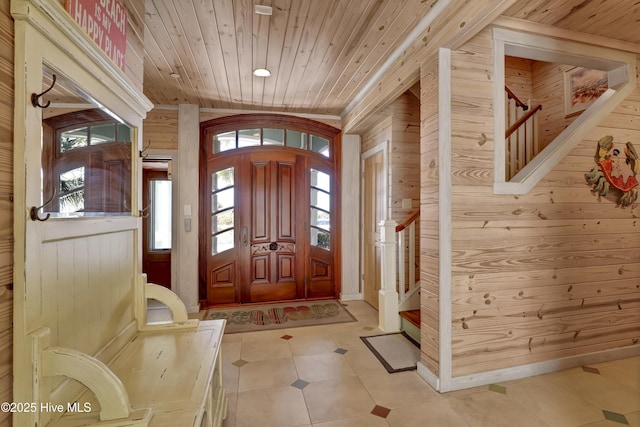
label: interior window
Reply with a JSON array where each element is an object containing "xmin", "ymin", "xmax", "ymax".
[
  {"xmin": 310, "ymin": 168, "xmax": 331, "ymax": 250},
  {"xmin": 211, "ymin": 167, "xmax": 235, "ymax": 255}
]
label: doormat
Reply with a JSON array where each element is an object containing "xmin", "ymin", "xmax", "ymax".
[
  {"xmin": 203, "ymin": 301, "xmax": 357, "ymax": 333},
  {"xmin": 360, "ymin": 332, "xmax": 420, "ymax": 373}
]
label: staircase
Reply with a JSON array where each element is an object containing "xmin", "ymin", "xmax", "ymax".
[
  {"xmin": 399, "ymin": 309, "xmax": 420, "ymax": 344},
  {"xmin": 505, "ymin": 85, "xmax": 542, "ymax": 180},
  {"xmin": 378, "ymin": 212, "xmax": 420, "ymax": 338}
]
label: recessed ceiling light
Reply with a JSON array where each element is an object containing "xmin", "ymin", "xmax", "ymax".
[
  {"xmin": 170, "ymin": 72, "xmax": 180, "ymax": 78},
  {"xmin": 253, "ymin": 68, "xmax": 271, "ymax": 77},
  {"xmin": 254, "ymin": 5, "xmax": 273, "ymax": 15}
]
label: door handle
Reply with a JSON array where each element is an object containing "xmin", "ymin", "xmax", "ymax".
[{"xmin": 241, "ymin": 226, "xmax": 248, "ymax": 246}]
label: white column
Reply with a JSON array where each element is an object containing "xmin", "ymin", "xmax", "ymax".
[
  {"xmin": 379, "ymin": 219, "xmax": 400, "ymax": 332},
  {"xmin": 340, "ymin": 134, "xmax": 361, "ymax": 300},
  {"xmin": 176, "ymin": 104, "xmax": 200, "ymax": 312}
]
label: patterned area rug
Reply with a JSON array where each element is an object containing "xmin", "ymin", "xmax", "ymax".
[{"xmin": 204, "ymin": 300, "xmax": 357, "ymax": 333}]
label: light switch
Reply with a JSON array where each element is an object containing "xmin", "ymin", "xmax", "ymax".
[
  {"xmin": 402, "ymin": 198, "xmax": 412, "ymax": 209},
  {"xmin": 184, "ymin": 218, "xmax": 192, "ymax": 232},
  {"xmin": 184, "ymin": 204, "xmax": 192, "ymax": 216}
]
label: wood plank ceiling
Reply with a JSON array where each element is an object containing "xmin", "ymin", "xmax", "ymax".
[
  {"xmin": 142, "ymin": 0, "xmax": 640, "ymax": 117},
  {"xmin": 142, "ymin": 0, "xmax": 437, "ymax": 115}
]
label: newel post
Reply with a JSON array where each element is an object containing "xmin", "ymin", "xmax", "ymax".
[{"xmin": 379, "ymin": 219, "xmax": 400, "ymax": 332}]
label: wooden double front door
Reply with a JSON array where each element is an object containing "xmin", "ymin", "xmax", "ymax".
[{"xmin": 202, "ymin": 149, "xmax": 336, "ymax": 305}]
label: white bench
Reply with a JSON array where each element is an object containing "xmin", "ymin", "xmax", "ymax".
[{"xmin": 27, "ymin": 275, "xmax": 227, "ymax": 427}]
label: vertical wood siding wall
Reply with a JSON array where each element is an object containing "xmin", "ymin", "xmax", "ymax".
[
  {"xmin": 449, "ymin": 29, "xmax": 640, "ymax": 377},
  {"xmin": 389, "ymin": 93, "xmax": 421, "ymax": 223},
  {"xmin": 420, "ymin": 56, "xmax": 440, "ymax": 376},
  {"xmin": 505, "ymin": 56, "xmax": 534, "ymax": 105},
  {"xmin": 532, "ymin": 61, "xmax": 579, "ymax": 150},
  {"xmin": 0, "ymin": 1, "xmax": 13, "ymax": 425},
  {"xmin": 361, "ymin": 93, "xmax": 421, "ymax": 223}
]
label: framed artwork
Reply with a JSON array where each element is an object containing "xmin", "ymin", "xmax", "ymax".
[{"xmin": 564, "ymin": 67, "xmax": 608, "ymax": 117}]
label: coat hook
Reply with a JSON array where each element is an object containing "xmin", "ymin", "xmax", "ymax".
[
  {"xmin": 32, "ymin": 74, "xmax": 57, "ymax": 109},
  {"xmin": 139, "ymin": 140, "xmax": 151, "ymax": 159},
  {"xmin": 29, "ymin": 189, "xmax": 56, "ymax": 221}
]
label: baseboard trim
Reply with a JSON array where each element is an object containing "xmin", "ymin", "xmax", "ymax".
[
  {"xmin": 417, "ymin": 345, "xmax": 640, "ymax": 393},
  {"xmin": 340, "ymin": 292, "xmax": 363, "ymax": 301},
  {"xmin": 417, "ymin": 362, "xmax": 440, "ymax": 391}
]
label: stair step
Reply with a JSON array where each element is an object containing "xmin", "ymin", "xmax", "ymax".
[{"xmin": 399, "ymin": 309, "xmax": 420, "ymax": 328}]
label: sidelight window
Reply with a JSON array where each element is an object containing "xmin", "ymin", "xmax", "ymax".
[
  {"xmin": 310, "ymin": 169, "xmax": 331, "ymax": 250},
  {"xmin": 149, "ymin": 179, "xmax": 172, "ymax": 251},
  {"xmin": 211, "ymin": 167, "xmax": 235, "ymax": 255}
]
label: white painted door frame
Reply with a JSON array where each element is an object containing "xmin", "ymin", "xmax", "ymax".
[{"xmin": 360, "ymin": 141, "xmax": 389, "ymax": 299}]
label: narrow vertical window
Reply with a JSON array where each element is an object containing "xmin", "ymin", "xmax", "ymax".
[
  {"xmin": 310, "ymin": 168, "xmax": 331, "ymax": 250},
  {"xmin": 211, "ymin": 167, "xmax": 235, "ymax": 254},
  {"xmin": 150, "ymin": 179, "xmax": 172, "ymax": 250}
]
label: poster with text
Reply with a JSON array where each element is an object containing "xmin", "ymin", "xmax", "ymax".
[{"xmin": 66, "ymin": 0, "xmax": 127, "ymax": 72}]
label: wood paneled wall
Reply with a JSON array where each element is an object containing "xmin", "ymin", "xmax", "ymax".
[
  {"xmin": 143, "ymin": 108, "xmax": 344, "ymax": 152},
  {"xmin": 389, "ymin": 93, "xmax": 421, "ymax": 222},
  {"xmin": 0, "ymin": 1, "xmax": 13, "ymax": 424},
  {"xmin": 419, "ymin": 55, "xmax": 440, "ymax": 376},
  {"xmin": 361, "ymin": 93, "xmax": 421, "ymax": 222},
  {"xmin": 532, "ymin": 61, "xmax": 577, "ymax": 149},
  {"xmin": 143, "ymin": 108, "xmax": 179, "ymax": 150},
  {"xmin": 448, "ymin": 28, "xmax": 640, "ymax": 376},
  {"xmin": 361, "ymin": 115, "xmax": 391, "ymax": 155},
  {"xmin": 505, "ymin": 56, "xmax": 534, "ymax": 105}
]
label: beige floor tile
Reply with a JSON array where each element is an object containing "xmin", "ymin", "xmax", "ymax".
[
  {"xmin": 284, "ymin": 324, "xmax": 333, "ymax": 337},
  {"xmin": 331, "ymin": 329, "xmax": 379, "ymax": 352},
  {"xmin": 358, "ymin": 371, "xmax": 440, "ymax": 409},
  {"xmin": 549, "ymin": 371, "xmax": 640, "ymax": 414},
  {"xmin": 240, "ymin": 336, "xmax": 292, "ymax": 362},
  {"xmin": 506, "ymin": 378, "xmax": 604, "ymax": 427},
  {"xmin": 288, "ymin": 334, "xmax": 338, "ymax": 356},
  {"xmin": 235, "ymin": 386, "xmax": 310, "ymax": 427},
  {"xmin": 221, "ymin": 340, "xmax": 242, "ymax": 365},
  {"xmin": 386, "ymin": 400, "xmax": 471, "ymax": 427},
  {"xmin": 222, "ymin": 333, "xmax": 244, "ymax": 343},
  {"xmin": 344, "ymin": 348, "xmax": 390, "ymax": 375},
  {"xmin": 303, "ymin": 376, "xmax": 376, "ymax": 423},
  {"xmin": 446, "ymin": 390, "xmax": 552, "ymax": 427},
  {"xmin": 312, "ymin": 414, "xmax": 391, "ymax": 426},
  {"xmin": 241, "ymin": 328, "xmax": 291, "ymax": 343},
  {"xmin": 217, "ymin": 301, "xmax": 640, "ymax": 427},
  {"xmin": 578, "ymin": 421, "xmax": 633, "ymax": 427},
  {"xmin": 625, "ymin": 410, "xmax": 640, "ymax": 427},
  {"xmin": 596, "ymin": 359, "xmax": 640, "ymax": 393},
  {"xmin": 222, "ymin": 392, "xmax": 237, "ymax": 427},
  {"xmin": 294, "ymin": 352, "xmax": 356, "ymax": 382},
  {"xmin": 222, "ymin": 364, "xmax": 240, "ymax": 394},
  {"xmin": 237, "ymin": 357, "xmax": 298, "ymax": 392}
]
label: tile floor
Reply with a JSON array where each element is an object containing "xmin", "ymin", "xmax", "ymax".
[{"xmin": 206, "ymin": 301, "xmax": 640, "ymax": 427}]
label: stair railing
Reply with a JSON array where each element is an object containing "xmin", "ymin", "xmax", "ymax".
[
  {"xmin": 505, "ymin": 86, "xmax": 542, "ymax": 180},
  {"xmin": 395, "ymin": 210, "xmax": 420, "ymax": 308},
  {"xmin": 378, "ymin": 209, "xmax": 420, "ymax": 332}
]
